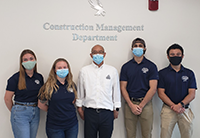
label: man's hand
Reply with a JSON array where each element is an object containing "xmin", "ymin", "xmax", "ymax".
[
  {"xmin": 77, "ymin": 107, "xmax": 84, "ymax": 120},
  {"xmin": 114, "ymin": 110, "xmax": 119, "ymax": 119},
  {"xmin": 171, "ymin": 103, "xmax": 185, "ymax": 114},
  {"xmin": 129, "ymin": 102, "xmax": 142, "ymax": 115}
]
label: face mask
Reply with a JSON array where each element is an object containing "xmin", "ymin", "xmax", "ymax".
[
  {"xmin": 132, "ymin": 47, "xmax": 144, "ymax": 57},
  {"xmin": 169, "ymin": 56, "xmax": 182, "ymax": 65},
  {"xmin": 93, "ymin": 54, "xmax": 104, "ymax": 65},
  {"xmin": 22, "ymin": 61, "xmax": 36, "ymax": 70},
  {"xmin": 56, "ymin": 69, "xmax": 69, "ymax": 78}
]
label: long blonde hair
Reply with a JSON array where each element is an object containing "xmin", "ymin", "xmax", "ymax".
[
  {"xmin": 18, "ymin": 49, "xmax": 37, "ymax": 90},
  {"xmin": 39, "ymin": 58, "xmax": 77, "ymax": 100}
]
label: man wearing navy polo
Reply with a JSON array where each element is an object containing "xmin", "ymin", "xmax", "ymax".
[
  {"xmin": 120, "ymin": 38, "xmax": 159, "ymax": 138},
  {"xmin": 158, "ymin": 44, "xmax": 197, "ymax": 138}
]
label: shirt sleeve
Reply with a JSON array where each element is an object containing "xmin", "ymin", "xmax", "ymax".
[
  {"xmin": 158, "ymin": 71, "xmax": 165, "ymax": 89},
  {"xmin": 37, "ymin": 74, "xmax": 45, "ymax": 100},
  {"xmin": 6, "ymin": 75, "xmax": 18, "ymax": 92},
  {"xmin": 40, "ymin": 74, "xmax": 44, "ymax": 86},
  {"xmin": 76, "ymin": 69, "xmax": 85, "ymax": 107},
  {"xmin": 149, "ymin": 64, "xmax": 159, "ymax": 80},
  {"xmin": 120, "ymin": 64, "xmax": 128, "ymax": 81},
  {"xmin": 112, "ymin": 68, "xmax": 121, "ymax": 109},
  {"xmin": 189, "ymin": 70, "xmax": 197, "ymax": 89}
]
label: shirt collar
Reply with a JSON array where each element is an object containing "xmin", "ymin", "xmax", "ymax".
[
  {"xmin": 168, "ymin": 64, "xmax": 185, "ymax": 72},
  {"xmin": 25, "ymin": 71, "xmax": 36, "ymax": 78},
  {"xmin": 131, "ymin": 56, "xmax": 146, "ymax": 64},
  {"xmin": 57, "ymin": 79, "xmax": 68, "ymax": 86},
  {"xmin": 92, "ymin": 62, "xmax": 104, "ymax": 69}
]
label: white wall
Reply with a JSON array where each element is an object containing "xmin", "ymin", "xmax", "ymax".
[{"xmin": 0, "ymin": 0, "xmax": 199, "ymax": 138}]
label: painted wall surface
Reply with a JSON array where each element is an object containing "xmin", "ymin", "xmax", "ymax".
[{"xmin": 0, "ymin": 0, "xmax": 199, "ymax": 138}]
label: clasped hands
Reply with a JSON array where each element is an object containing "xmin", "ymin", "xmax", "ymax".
[
  {"xmin": 171, "ymin": 104, "xmax": 185, "ymax": 114},
  {"xmin": 129, "ymin": 103, "xmax": 143, "ymax": 115}
]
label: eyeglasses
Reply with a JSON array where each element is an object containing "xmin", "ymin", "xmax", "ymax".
[{"xmin": 91, "ymin": 50, "xmax": 105, "ymax": 54}]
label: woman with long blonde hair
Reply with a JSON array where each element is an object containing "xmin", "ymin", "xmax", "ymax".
[
  {"xmin": 4, "ymin": 49, "xmax": 44, "ymax": 138},
  {"xmin": 38, "ymin": 58, "xmax": 78, "ymax": 138}
]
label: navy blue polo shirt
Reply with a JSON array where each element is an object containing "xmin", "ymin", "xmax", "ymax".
[
  {"xmin": 6, "ymin": 72, "xmax": 44, "ymax": 102},
  {"xmin": 158, "ymin": 65, "xmax": 197, "ymax": 104},
  {"xmin": 46, "ymin": 80, "xmax": 78, "ymax": 129},
  {"xmin": 120, "ymin": 57, "xmax": 159, "ymax": 98}
]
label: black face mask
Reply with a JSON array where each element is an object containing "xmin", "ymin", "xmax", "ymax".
[{"xmin": 169, "ymin": 56, "xmax": 182, "ymax": 65}]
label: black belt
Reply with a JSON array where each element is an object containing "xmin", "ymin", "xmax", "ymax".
[
  {"xmin": 164, "ymin": 103, "xmax": 189, "ymax": 109},
  {"xmin": 15, "ymin": 102, "xmax": 37, "ymax": 107},
  {"xmin": 130, "ymin": 97, "xmax": 144, "ymax": 102},
  {"xmin": 85, "ymin": 107, "xmax": 110, "ymax": 113}
]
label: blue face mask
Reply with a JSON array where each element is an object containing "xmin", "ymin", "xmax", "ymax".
[
  {"xmin": 93, "ymin": 54, "xmax": 104, "ymax": 65},
  {"xmin": 56, "ymin": 69, "xmax": 69, "ymax": 78},
  {"xmin": 22, "ymin": 61, "xmax": 36, "ymax": 70},
  {"xmin": 132, "ymin": 47, "xmax": 144, "ymax": 57}
]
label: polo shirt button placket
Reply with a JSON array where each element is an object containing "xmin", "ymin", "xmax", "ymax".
[{"xmin": 64, "ymin": 88, "xmax": 67, "ymax": 93}]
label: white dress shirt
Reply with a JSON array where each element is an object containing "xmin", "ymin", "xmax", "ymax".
[{"xmin": 76, "ymin": 62, "xmax": 121, "ymax": 111}]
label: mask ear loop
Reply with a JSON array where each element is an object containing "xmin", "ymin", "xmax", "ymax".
[{"xmin": 143, "ymin": 49, "xmax": 146, "ymax": 54}]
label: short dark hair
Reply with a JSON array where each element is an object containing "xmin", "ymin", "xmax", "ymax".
[
  {"xmin": 167, "ymin": 44, "xmax": 184, "ymax": 56},
  {"xmin": 131, "ymin": 38, "xmax": 146, "ymax": 48}
]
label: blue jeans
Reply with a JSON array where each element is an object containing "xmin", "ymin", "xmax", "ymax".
[
  {"xmin": 46, "ymin": 123, "xmax": 78, "ymax": 138},
  {"xmin": 11, "ymin": 102, "xmax": 40, "ymax": 138}
]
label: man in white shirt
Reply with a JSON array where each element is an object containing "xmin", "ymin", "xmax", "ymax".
[{"xmin": 76, "ymin": 45, "xmax": 121, "ymax": 138}]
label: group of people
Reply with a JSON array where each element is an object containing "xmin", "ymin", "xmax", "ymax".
[{"xmin": 4, "ymin": 37, "xmax": 197, "ymax": 138}]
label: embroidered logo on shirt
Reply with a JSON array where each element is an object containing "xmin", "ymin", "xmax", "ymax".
[
  {"xmin": 182, "ymin": 76, "xmax": 189, "ymax": 82},
  {"xmin": 142, "ymin": 67, "xmax": 149, "ymax": 73},
  {"xmin": 35, "ymin": 80, "xmax": 40, "ymax": 84},
  {"xmin": 106, "ymin": 75, "xmax": 111, "ymax": 79}
]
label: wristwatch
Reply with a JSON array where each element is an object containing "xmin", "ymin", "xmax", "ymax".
[
  {"xmin": 180, "ymin": 101, "xmax": 185, "ymax": 108},
  {"xmin": 116, "ymin": 108, "xmax": 119, "ymax": 111}
]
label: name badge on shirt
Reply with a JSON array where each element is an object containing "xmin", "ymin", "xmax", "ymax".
[{"xmin": 35, "ymin": 80, "xmax": 40, "ymax": 84}]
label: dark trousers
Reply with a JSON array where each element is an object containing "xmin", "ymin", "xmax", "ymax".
[{"xmin": 84, "ymin": 107, "xmax": 114, "ymax": 138}]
